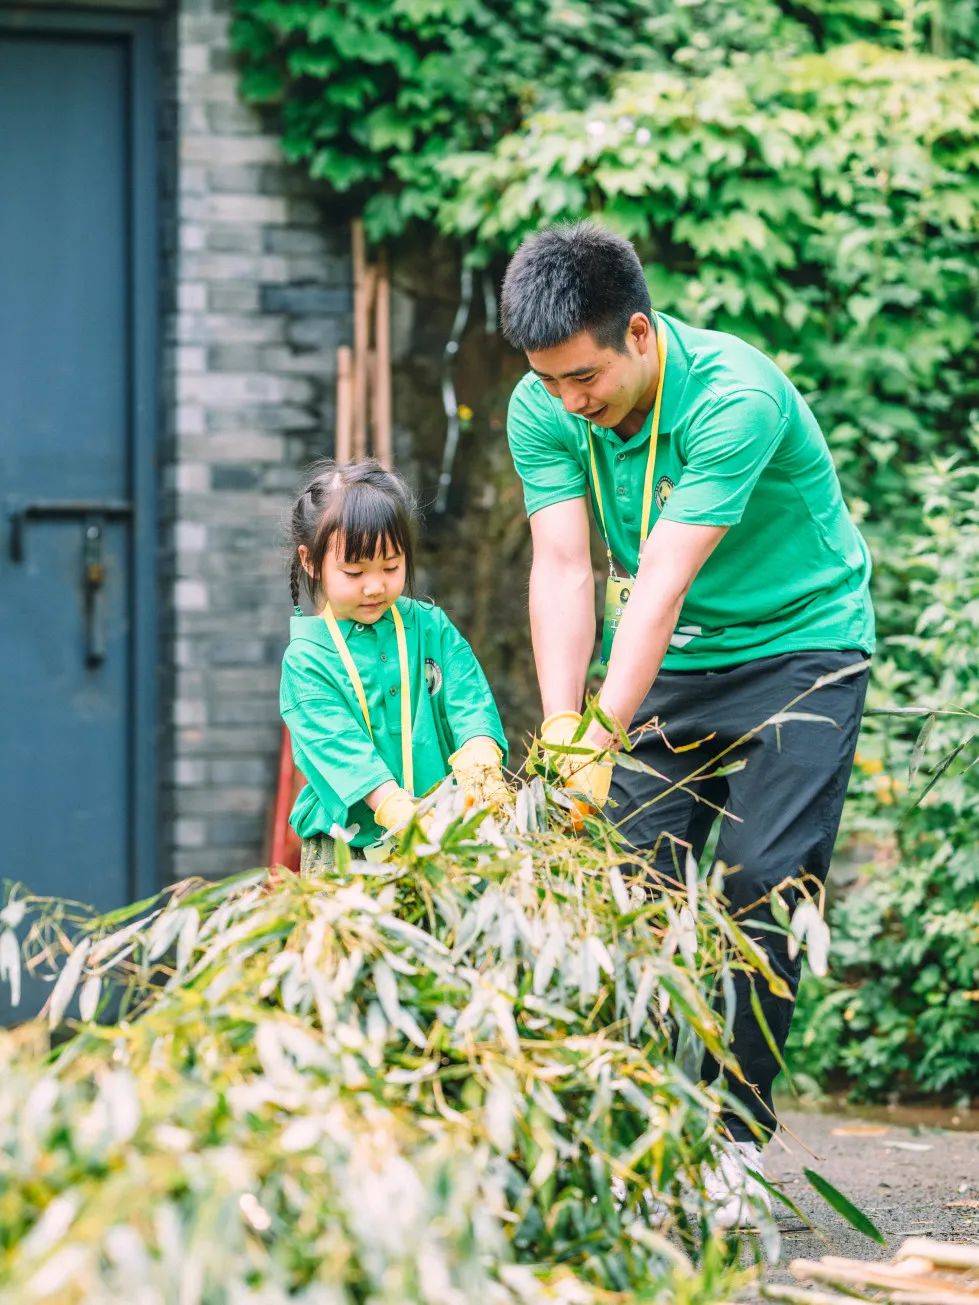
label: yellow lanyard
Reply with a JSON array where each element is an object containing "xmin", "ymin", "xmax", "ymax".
[
  {"xmin": 587, "ymin": 316, "xmax": 668, "ymax": 576},
  {"xmin": 320, "ymin": 602, "xmax": 414, "ymax": 793}
]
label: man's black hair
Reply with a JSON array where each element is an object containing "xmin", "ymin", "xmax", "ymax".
[{"xmin": 500, "ymin": 222, "xmax": 651, "ymax": 354}]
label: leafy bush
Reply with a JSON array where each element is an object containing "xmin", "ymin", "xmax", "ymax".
[
  {"xmin": 0, "ymin": 788, "xmax": 787, "ymax": 1300},
  {"xmin": 789, "ymin": 447, "xmax": 979, "ymax": 1099},
  {"xmin": 229, "ymin": 0, "xmax": 811, "ymax": 239},
  {"xmin": 439, "ymin": 43, "xmax": 979, "ymax": 526}
]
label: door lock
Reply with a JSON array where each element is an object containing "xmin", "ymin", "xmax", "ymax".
[{"xmin": 7, "ymin": 499, "xmax": 133, "ymax": 668}]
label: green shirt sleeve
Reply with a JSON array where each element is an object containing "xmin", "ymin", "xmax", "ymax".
[
  {"xmin": 660, "ymin": 389, "xmax": 787, "ymax": 527},
  {"xmin": 507, "ymin": 377, "xmax": 586, "ymax": 517},
  {"xmin": 280, "ymin": 651, "xmax": 393, "ymax": 813},
  {"xmin": 436, "ymin": 614, "xmax": 508, "ymax": 761}
]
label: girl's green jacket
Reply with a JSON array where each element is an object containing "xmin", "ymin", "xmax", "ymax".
[{"xmin": 280, "ymin": 597, "xmax": 507, "ymax": 846}]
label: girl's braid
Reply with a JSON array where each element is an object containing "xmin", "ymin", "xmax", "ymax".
[{"xmin": 289, "ymin": 554, "xmax": 302, "ymax": 611}]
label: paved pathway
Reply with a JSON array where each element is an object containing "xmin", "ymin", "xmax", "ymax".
[{"xmin": 740, "ymin": 1105, "xmax": 979, "ymax": 1299}]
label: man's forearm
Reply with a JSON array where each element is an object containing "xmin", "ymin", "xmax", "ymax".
[
  {"xmin": 584, "ymin": 519, "xmax": 726, "ymax": 746},
  {"xmin": 529, "ymin": 556, "xmax": 595, "ymax": 716},
  {"xmin": 597, "ymin": 578, "xmax": 684, "ymax": 733}
]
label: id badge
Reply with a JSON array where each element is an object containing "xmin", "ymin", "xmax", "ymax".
[{"xmin": 601, "ymin": 574, "xmax": 634, "ymax": 664}]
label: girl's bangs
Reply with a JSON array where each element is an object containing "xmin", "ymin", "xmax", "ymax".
[{"xmin": 338, "ymin": 486, "xmax": 412, "ymax": 563}]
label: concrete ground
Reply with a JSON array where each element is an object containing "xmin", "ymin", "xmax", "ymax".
[{"xmin": 739, "ymin": 1103, "xmax": 979, "ymax": 1299}]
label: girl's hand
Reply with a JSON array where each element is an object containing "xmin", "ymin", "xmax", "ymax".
[
  {"xmin": 373, "ymin": 786, "xmax": 431, "ymax": 836},
  {"xmin": 449, "ymin": 738, "xmax": 511, "ymax": 811}
]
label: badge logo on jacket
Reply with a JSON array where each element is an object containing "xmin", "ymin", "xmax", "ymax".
[
  {"xmin": 655, "ymin": 475, "xmax": 675, "ymax": 511},
  {"xmin": 425, "ymin": 658, "xmax": 443, "ymax": 696}
]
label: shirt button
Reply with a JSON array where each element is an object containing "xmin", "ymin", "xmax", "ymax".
[
  {"xmin": 388, "ymin": 685, "xmax": 398, "ymax": 696},
  {"xmin": 616, "ymin": 452, "xmax": 626, "ymax": 463},
  {"xmin": 616, "ymin": 485, "xmax": 628, "ymax": 497},
  {"xmin": 355, "ymin": 623, "xmax": 364, "ymax": 631},
  {"xmin": 380, "ymin": 652, "xmax": 388, "ymax": 662}
]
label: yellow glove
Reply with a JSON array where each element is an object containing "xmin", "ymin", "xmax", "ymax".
[
  {"xmin": 449, "ymin": 737, "xmax": 510, "ymax": 810},
  {"xmin": 537, "ymin": 710, "xmax": 584, "ymax": 781},
  {"xmin": 565, "ymin": 754, "xmax": 613, "ymax": 810},
  {"xmin": 539, "ymin": 712, "xmax": 613, "ymax": 818},
  {"xmin": 374, "ymin": 786, "xmax": 427, "ymax": 835}
]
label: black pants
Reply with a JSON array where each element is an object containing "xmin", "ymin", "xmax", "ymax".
[{"xmin": 609, "ymin": 649, "xmax": 870, "ymax": 1143}]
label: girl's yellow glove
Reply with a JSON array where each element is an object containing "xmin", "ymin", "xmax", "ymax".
[
  {"xmin": 449, "ymin": 737, "xmax": 510, "ymax": 810},
  {"xmin": 374, "ymin": 786, "xmax": 431, "ymax": 836}
]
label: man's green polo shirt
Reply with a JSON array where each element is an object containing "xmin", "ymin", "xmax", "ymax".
[
  {"xmin": 280, "ymin": 597, "xmax": 507, "ymax": 845},
  {"xmin": 507, "ymin": 312, "xmax": 875, "ymax": 670}
]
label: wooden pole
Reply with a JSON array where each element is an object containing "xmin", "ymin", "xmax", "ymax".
[
  {"xmin": 335, "ymin": 345, "xmax": 353, "ymax": 464},
  {"xmin": 351, "ymin": 219, "xmax": 371, "ymax": 460},
  {"xmin": 373, "ymin": 254, "xmax": 393, "ymax": 469}
]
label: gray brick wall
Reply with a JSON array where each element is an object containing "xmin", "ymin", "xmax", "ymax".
[{"xmin": 160, "ymin": 0, "xmax": 352, "ymax": 878}]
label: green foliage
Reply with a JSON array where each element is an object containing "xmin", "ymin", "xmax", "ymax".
[
  {"xmin": 796, "ymin": 0, "xmax": 979, "ymax": 59},
  {"xmin": 790, "ymin": 450, "xmax": 979, "ymax": 1098},
  {"xmin": 229, "ymin": 0, "xmax": 977, "ymax": 242},
  {"xmin": 229, "ymin": 0, "xmax": 810, "ymax": 239},
  {"xmin": 440, "ymin": 43, "xmax": 979, "ymax": 525}
]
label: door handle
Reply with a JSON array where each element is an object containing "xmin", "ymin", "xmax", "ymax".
[
  {"xmin": 82, "ymin": 518, "xmax": 107, "ymax": 667},
  {"xmin": 8, "ymin": 499, "xmax": 133, "ymax": 562}
]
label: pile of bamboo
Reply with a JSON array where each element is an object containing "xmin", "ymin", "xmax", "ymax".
[
  {"xmin": 765, "ymin": 1239, "xmax": 979, "ymax": 1304},
  {"xmin": 335, "ymin": 219, "xmax": 392, "ymax": 467}
]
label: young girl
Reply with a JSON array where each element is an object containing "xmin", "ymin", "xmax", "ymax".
[{"xmin": 280, "ymin": 459, "xmax": 509, "ymax": 872}]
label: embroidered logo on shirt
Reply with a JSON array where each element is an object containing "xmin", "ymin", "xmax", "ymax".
[
  {"xmin": 655, "ymin": 475, "xmax": 675, "ymax": 511},
  {"xmin": 425, "ymin": 658, "xmax": 443, "ymax": 696}
]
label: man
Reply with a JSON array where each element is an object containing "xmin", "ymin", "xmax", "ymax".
[{"xmin": 502, "ymin": 223, "xmax": 874, "ymax": 1227}]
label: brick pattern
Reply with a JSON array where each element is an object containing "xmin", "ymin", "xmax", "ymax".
[{"xmin": 160, "ymin": 0, "xmax": 352, "ymax": 878}]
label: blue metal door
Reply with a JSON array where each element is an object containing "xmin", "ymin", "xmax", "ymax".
[{"xmin": 0, "ymin": 12, "xmax": 158, "ymax": 990}]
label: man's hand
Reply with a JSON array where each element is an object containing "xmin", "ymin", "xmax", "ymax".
[
  {"xmin": 537, "ymin": 710, "xmax": 584, "ymax": 779},
  {"xmin": 536, "ymin": 710, "xmax": 613, "ymax": 818},
  {"xmin": 565, "ymin": 751, "xmax": 614, "ymax": 810}
]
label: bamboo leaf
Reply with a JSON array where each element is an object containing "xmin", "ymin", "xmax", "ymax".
[
  {"xmin": 47, "ymin": 939, "xmax": 90, "ymax": 1028},
  {"xmin": 78, "ymin": 974, "xmax": 101, "ymax": 1022},
  {"xmin": 0, "ymin": 927, "xmax": 21, "ymax": 1007},
  {"xmin": 803, "ymin": 1167, "xmax": 885, "ymax": 1243},
  {"xmin": 908, "ymin": 711, "xmax": 936, "ymax": 786}
]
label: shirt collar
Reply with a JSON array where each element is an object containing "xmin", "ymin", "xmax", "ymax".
[{"xmin": 290, "ymin": 597, "xmax": 415, "ymax": 646}]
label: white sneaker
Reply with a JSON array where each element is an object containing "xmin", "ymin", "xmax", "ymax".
[
  {"xmin": 610, "ymin": 1174, "xmax": 669, "ymax": 1227},
  {"xmin": 703, "ymin": 1141, "xmax": 773, "ymax": 1230}
]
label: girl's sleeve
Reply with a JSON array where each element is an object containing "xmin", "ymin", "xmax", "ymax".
[
  {"xmin": 436, "ymin": 616, "xmax": 508, "ymax": 761},
  {"xmin": 280, "ymin": 652, "xmax": 394, "ymax": 812}
]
